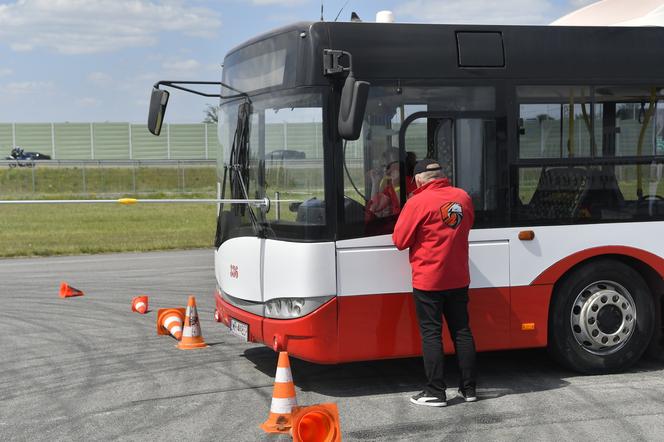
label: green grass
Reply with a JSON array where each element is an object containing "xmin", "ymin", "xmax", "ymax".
[
  {"xmin": 0, "ymin": 165, "xmax": 217, "ymax": 198},
  {"xmin": 0, "ymin": 165, "xmax": 219, "ymax": 257},
  {"xmin": 0, "ymin": 204, "xmax": 217, "ymax": 258}
]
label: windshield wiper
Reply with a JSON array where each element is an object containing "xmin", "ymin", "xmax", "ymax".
[{"xmin": 227, "ymin": 100, "xmax": 269, "ymax": 238}]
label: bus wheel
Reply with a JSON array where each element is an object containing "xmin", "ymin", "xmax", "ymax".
[{"xmin": 548, "ymin": 259, "xmax": 655, "ymax": 374}]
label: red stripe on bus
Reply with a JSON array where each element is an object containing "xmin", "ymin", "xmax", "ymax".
[{"xmin": 530, "ymin": 246, "xmax": 664, "ymax": 286}]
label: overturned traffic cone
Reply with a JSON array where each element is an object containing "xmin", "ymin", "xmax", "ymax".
[
  {"xmin": 261, "ymin": 352, "xmax": 298, "ymax": 434},
  {"xmin": 59, "ymin": 281, "xmax": 84, "ymax": 298},
  {"xmin": 177, "ymin": 296, "xmax": 208, "ymax": 350},
  {"xmin": 131, "ymin": 296, "xmax": 149, "ymax": 314},
  {"xmin": 157, "ymin": 307, "xmax": 185, "ymax": 340},
  {"xmin": 291, "ymin": 403, "xmax": 342, "ymax": 442}
]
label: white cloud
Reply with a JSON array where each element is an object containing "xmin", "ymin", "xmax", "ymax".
[
  {"xmin": 159, "ymin": 58, "xmax": 205, "ymax": 80},
  {"xmin": 395, "ymin": 0, "xmax": 555, "ymax": 25},
  {"xmin": 0, "ymin": 0, "xmax": 221, "ymax": 55},
  {"xmin": 10, "ymin": 42, "xmax": 34, "ymax": 52},
  {"xmin": 1, "ymin": 81, "xmax": 54, "ymax": 94},
  {"xmin": 87, "ymin": 72, "xmax": 113, "ymax": 85},
  {"xmin": 0, "ymin": 68, "xmax": 12, "ymax": 77}
]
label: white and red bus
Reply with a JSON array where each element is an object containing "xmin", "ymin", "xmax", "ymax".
[{"xmin": 149, "ymin": 19, "xmax": 664, "ymax": 373}]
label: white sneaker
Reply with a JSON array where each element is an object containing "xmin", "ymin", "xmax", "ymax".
[{"xmin": 410, "ymin": 391, "xmax": 447, "ymax": 407}]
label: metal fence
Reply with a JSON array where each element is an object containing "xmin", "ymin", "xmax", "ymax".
[
  {"xmin": 0, "ymin": 123, "xmax": 220, "ymax": 160},
  {"xmin": 0, "ymin": 121, "xmax": 330, "ymax": 161}
]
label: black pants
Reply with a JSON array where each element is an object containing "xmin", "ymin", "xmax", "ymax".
[{"xmin": 413, "ymin": 286, "xmax": 476, "ymax": 396}]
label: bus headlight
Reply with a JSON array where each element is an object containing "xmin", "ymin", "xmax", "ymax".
[{"xmin": 264, "ymin": 296, "xmax": 334, "ymax": 319}]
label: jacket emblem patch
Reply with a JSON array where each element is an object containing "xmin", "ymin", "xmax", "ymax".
[{"xmin": 440, "ymin": 202, "xmax": 463, "ymax": 228}]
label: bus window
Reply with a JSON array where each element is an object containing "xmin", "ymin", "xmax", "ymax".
[
  {"xmin": 518, "ymin": 86, "xmax": 596, "ymax": 159},
  {"xmin": 258, "ymin": 104, "xmax": 325, "ymax": 225},
  {"xmin": 595, "ymin": 86, "xmax": 664, "ymax": 157},
  {"xmin": 340, "ymin": 85, "xmax": 496, "ymax": 237},
  {"xmin": 514, "ymin": 85, "xmax": 664, "ymax": 225}
]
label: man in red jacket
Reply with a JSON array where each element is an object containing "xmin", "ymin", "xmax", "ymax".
[{"xmin": 393, "ymin": 159, "xmax": 477, "ymax": 407}]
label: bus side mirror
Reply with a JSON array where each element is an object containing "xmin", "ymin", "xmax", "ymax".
[
  {"xmin": 338, "ymin": 74, "xmax": 369, "ymax": 140},
  {"xmin": 148, "ymin": 87, "xmax": 170, "ymax": 135}
]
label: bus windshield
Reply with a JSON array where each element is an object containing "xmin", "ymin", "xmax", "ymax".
[{"xmin": 217, "ymin": 88, "xmax": 328, "ymax": 242}]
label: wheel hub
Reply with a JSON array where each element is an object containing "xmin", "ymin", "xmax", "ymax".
[
  {"xmin": 596, "ymin": 304, "xmax": 623, "ymax": 335},
  {"xmin": 570, "ymin": 281, "xmax": 636, "ymax": 355}
]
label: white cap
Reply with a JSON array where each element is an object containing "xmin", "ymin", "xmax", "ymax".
[{"xmin": 376, "ymin": 10, "xmax": 395, "ymax": 23}]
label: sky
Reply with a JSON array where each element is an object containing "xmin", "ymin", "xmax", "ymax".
[{"xmin": 0, "ymin": 0, "xmax": 599, "ymax": 123}]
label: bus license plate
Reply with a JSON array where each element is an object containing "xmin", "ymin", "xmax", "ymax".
[{"xmin": 230, "ymin": 318, "xmax": 249, "ymax": 342}]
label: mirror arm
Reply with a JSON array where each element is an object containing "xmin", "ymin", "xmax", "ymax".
[
  {"xmin": 323, "ymin": 49, "xmax": 354, "ymax": 76},
  {"xmin": 153, "ymin": 80, "xmax": 247, "ymax": 99}
]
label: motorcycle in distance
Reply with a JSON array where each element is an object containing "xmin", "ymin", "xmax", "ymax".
[{"xmin": 5, "ymin": 146, "xmax": 51, "ymax": 168}]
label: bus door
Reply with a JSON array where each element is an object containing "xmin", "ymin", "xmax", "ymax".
[{"xmin": 399, "ymin": 113, "xmax": 511, "ymax": 350}]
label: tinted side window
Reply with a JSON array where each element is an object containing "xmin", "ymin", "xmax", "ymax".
[
  {"xmin": 518, "ymin": 86, "xmax": 598, "ymax": 159},
  {"xmin": 514, "ymin": 86, "xmax": 664, "ymax": 225}
]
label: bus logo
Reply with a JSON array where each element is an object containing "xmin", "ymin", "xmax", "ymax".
[
  {"xmin": 440, "ymin": 202, "xmax": 463, "ymax": 228},
  {"xmin": 230, "ymin": 264, "xmax": 239, "ymax": 279}
]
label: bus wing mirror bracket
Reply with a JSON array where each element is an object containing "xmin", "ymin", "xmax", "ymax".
[
  {"xmin": 148, "ymin": 87, "xmax": 170, "ymax": 135},
  {"xmin": 324, "ymin": 49, "xmax": 352, "ymax": 75}
]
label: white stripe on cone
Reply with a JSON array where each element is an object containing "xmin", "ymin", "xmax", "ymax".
[
  {"xmin": 164, "ymin": 316, "xmax": 181, "ymax": 328},
  {"xmin": 135, "ymin": 302, "xmax": 146, "ymax": 311},
  {"xmin": 275, "ymin": 367, "xmax": 293, "ymax": 383},
  {"xmin": 270, "ymin": 397, "xmax": 297, "ymax": 414},
  {"xmin": 169, "ymin": 325, "xmax": 182, "ymax": 335},
  {"xmin": 182, "ymin": 326, "xmax": 200, "ymax": 337}
]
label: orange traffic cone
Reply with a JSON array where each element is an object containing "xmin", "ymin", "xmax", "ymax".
[
  {"xmin": 59, "ymin": 281, "xmax": 84, "ymax": 298},
  {"xmin": 291, "ymin": 403, "xmax": 342, "ymax": 442},
  {"xmin": 157, "ymin": 308, "xmax": 186, "ymax": 340},
  {"xmin": 261, "ymin": 352, "xmax": 298, "ymax": 434},
  {"xmin": 131, "ymin": 296, "xmax": 149, "ymax": 314},
  {"xmin": 177, "ymin": 296, "xmax": 208, "ymax": 350}
]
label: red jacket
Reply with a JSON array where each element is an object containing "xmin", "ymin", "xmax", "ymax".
[{"xmin": 392, "ymin": 178, "xmax": 474, "ymax": 291}]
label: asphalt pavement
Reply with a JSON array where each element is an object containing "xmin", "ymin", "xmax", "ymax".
[{"xmin": 1, "ymin": 249, "xmax": 663, "ymax": 441}]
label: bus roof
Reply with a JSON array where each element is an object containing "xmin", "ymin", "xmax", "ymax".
[{"xmin": 224, "ymin": 21, "xmax": 664, "ymax": 89}]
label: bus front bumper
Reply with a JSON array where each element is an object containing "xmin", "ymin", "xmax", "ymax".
[{"xmin": 214, "ymin": 289, "xmax": 339, "ymax": 364}]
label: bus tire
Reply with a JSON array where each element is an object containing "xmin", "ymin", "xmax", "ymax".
[{"xmin": 548, "ymin": 259, "xmax": 655, "ymax": 374}]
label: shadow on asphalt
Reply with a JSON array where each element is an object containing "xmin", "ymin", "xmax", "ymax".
[
  {"xmin": 244, "ymin": 347, "xmax": 564, "ymax": 398},
  {"xmin": 244, "ymin": 346, "xmax": 664, "ymax": 399}
]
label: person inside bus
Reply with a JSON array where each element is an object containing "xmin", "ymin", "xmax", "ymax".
[
  {"xmin": 392, "ymin": 158, "xmax": 477, "ymax": 407},
  {"xmin": 366, "ymin": 147, "xmax": 416, "ymax": 220}
]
